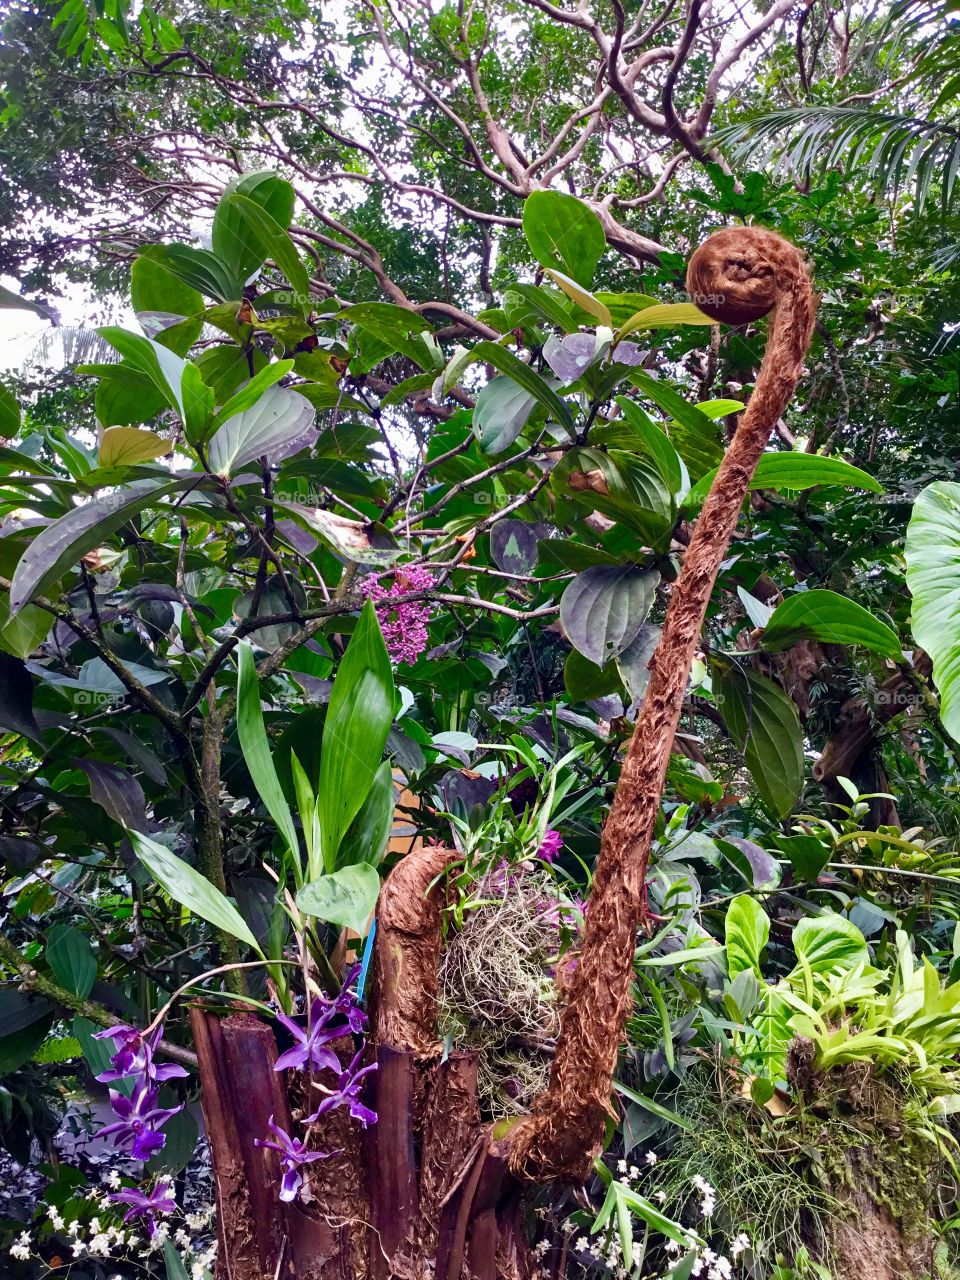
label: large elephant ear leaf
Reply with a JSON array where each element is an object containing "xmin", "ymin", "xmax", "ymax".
[
  {"xmin": 712, "ymin": 662, "xmax": 804, "ymax": 818},
  {"xmin": 906, "ymin": 481, "xmax": 960, "ymax": 740}
]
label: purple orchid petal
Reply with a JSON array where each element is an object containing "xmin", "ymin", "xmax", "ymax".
[{"xmin": 279, "ymin": 1164, "xmax": 303, "ymax": 1202}]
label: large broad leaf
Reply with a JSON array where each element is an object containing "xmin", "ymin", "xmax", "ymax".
[
  {"xmin": 295, "ymin": 863, "xmax": 380, "ymax": 935},
  {"xmin": 712, "ymin": 664, "xmax": 804, "ymax": 818},
  {"xmin": 212, "ymin": 172, "xmax": 297, "ymax": 285},
  {"xmin": 76, "ymin": 760, "xmax": 149, "ymax": 831},
  {"xmin": 685, "ymin": 452, "xmax": 883, "ymax": 510},
  {"xmin": 470, "ymin": 341, "xmax": 574, "ymax": 434},
  {"xmin": 0, "ymin": 282, "xmax": 59, "ymax": 322},
  {"xmin": 560, "ymin": 566, "xmax": 660, "ymax": 667},
  {"xmin": 472, "ymin": 375, "xmax": 537, "ymax": 455},
  {"xmin": 206, "ymin": 384, "xmax": 317, "ymax": 477},
  {"xmin": 0, "ymin": 594, "xmax": 51, "ymax": 659},
  {"xmin": 131, "ymin": 256, "xmax": 202, "ymax": 354},
  {"xmin": 725, "ymin": 894, "xmax": 770, "ymax": 977},
  {"xmin": 792, "ymin": 914, "xmax": 868, "ymax": 976},
  {"xmin": 0, "ymin": 652, "xmax": 40, "ymax": 739},
  {"xmin": 130, "ymin": 830, "xmax": 262, "ymax": 954},
  {"xmin": 761, "ymin": 590, "xmax": 901, "ymax": 659},
  {"xmin": 236, "ymin": 641, "xmax": 300, "ymax": 859},
  {"xmin": 905, "ymin": 481, "xmax": 960, "ymax": 740},
  {"xmin": 8, "ymin": 477, "xmax": 190, "ymax": 615},
  {"xmin": 318, "ymin": 600, "xmax": 394, "ymax": 872},
  {"xmin": 46, "ymin": 924, "xmax": 97, "ymax": 999},
  {"xmin": 215, "ymin": 190, "xmax": 311, "ymax": 314},
  {"xmin": 142, "ymin": 243, "xmax": 240, "ymax": 303},
  {"xmin": 611, "ymin": 397, "xmax": 689, "ymax": 501},
  {"xmin": 522, "ymin": 191, "xmax": 605, "ymax": 287},
  {"xmin": 490, "ymin": 521, "xmax": 539, "ymax": 575},
  {"xmin": 99, "ymin": 426, "xmax": 171, "ymax": 468}
]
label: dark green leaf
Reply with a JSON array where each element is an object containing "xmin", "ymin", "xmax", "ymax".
[
  {"xmin": 46, "ymin": 925, "xmax": 97, "ymax": 999},
  {"xmin": 712, "ymin": 663, "xmax": 804, "ymax": 818},
  {"xmin": 522, "ymin": 190, "xmax": 605, "ymax": 286},
  {"xmin": 560, "ymin": 566, "xmax": 659, "ymax": 667}
]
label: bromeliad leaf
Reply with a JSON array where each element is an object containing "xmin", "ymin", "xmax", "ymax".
[
  {"xmin": 206, "ymin": 384, "xmax": 317, "ymax": 477},
  {"xmin": 761, "ymin": 590, "xmax": 901, "ymax": 660},
  {"xmin": 295, "ymin": 863, "xmax": 381, "ymax": 935},
  {"xmin": 560, "ymin": 566, "xmax": 660, "ymax": 667},
  {"xmin": 130, "ymin": 830, "xmax": 263, "ymax": 954},
  {"xmin": 8, "ymin": 477, "xmax": 192, "ymax": 615},
  {"xmin": 905, "ymin": 481, "xmax": 960, "ymax": 740},
  {"xmin": 318, "ymin": 600, "xmax": 395, "ymax": 872}
]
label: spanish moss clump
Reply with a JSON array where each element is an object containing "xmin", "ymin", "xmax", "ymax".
[{"xmin": 437, "ymin": 866, "xmax": 567, "ymax": 1117}]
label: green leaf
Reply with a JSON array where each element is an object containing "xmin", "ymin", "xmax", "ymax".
[
  {"xmin": 563, "ymin": 648, "xmax": 623, "ymax": 701},
  {"xmin": 0, "ymin": 379, "xmax": 20, "ymax": 437},
  {"xmin": 132, "ymin": 254, "xmax": 203, "ymax": 319},
  {"xmin": 8, "ymin": 477, "xmax": 191, "ymax": 615},
  {"xmin": 73, "ymin": 1015, "xmax": 118, "ymax": 1080},
  {"xmin": 163, "ymin": 1241, "xmax": 192, "ymax": 1280},
  {"xmin": 237, "ymin": 641, "xmax": 300, "ymax": 861},
  {"xmin": 470, "ymin": 340, "xmax": 574, "ymax": 433},
  {"xmin": 0, "ymin": 1014, "xmax": 53, "ymax": 1075},
  {"xmin": 544, "ymin": 269, "xmax": 612, "ymax": 326},
  {"xmin": 143, "ymin": 243, "xmax": 240, "ymax": 303},
  {"xmin": 522, "ymin": 190, "xmax": 605, "ymax": 287},
  {"xmin": 318, "ymin": 599, "xmax": 395, "ymax": 871},
  {"xmin": 725, "ymin": 894, "xmax": 770, "ymax": 977},
  {"xmin": 906, "ymin": 481, "xmax": 960, "ymax": 740},
  {"xmin": 46, "ymin": 925, "xmax": 96, "ymax": 999},
  {"xmin": 148, "ymin": 1108, "xmax": 198, "ymax": 1176},
  {"xmin": 761, "ymin": 590, "xmax": 901, "ymax": 659},
  {"xmin": 616, "ymin": 302, "xmax": 713, "ymax": 339},
  {"xmin": 0, "ymin": 282, "xmax": 58, "ymax": 322},
  {"xmin": 206, "ymin": 385, "xmax": 316, "ymax": 477},
  {"xmin": 792, "ymin": 913, "xmax": 869, "ymax": 975},
  {"xmin": 472, "ymin": 375, "xmax": 537, "ymax": 455},
  {"xmin": 612, "ymin": 397, "xmax": 689, "ymax": 499},
  {"xmin": 212, "ymin": 171, "xmax": 296, "ymax": 286},
  {"xmin": 216, "ymin": 191, "xmax": 310, "ymax": 312},
  {"xmin": 685, "ymin": 452, "xmax": 883, "ymax": 509},
  {"xmin": 295, "ymin": 863, "xmax": 381, "ymax": 934},
  {"xmin": 712, "ymin": 663, "xmax": 804, "ymax": 818},
  {"xmin": 213, "ymin": 360, "xmax": 295, "ymax": 429},
  {"xmin": 98, "ymin": 326, "xmax": 190, "ymax": 422},
  {"xmin": 130, "ymin": 830, "xmax": 262, "ymax": 954},
  {"xmin": 337, "ymin": 759, "xmax": 394, "ymax": 869},
  {"xmin": 507, "ymin": 283, "xmax": 578, "ymax": 333},
  {"xmin": 0, "ymin": 593, "xmax": 52, "ymax": 659},
  {"xmin": 560, "ymin": 566, "xmax": 659, "ymax": 667}
]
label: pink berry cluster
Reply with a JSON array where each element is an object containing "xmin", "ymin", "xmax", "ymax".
[{"xmin": 359, "ymin": 564, "xmax": 437, "ymax": 665}]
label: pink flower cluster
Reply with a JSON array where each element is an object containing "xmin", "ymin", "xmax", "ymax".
[{"xmin": 359, "ymin": 564, "xmax": 436, "ymax": 665}]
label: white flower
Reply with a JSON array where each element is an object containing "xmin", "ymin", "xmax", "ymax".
[
  {"xmin": 71, "ymin": 1240, "xmax": 86, "ymax": 1258},
  {"xmin": 655, "ymin": 1189, "xmax": 667, "ymax": 1203},
  {"xmin": 729, "ymin": 1232, "xmax": 750, "ymax": 1258},
  {"xmin": 628, "ymin": 1165, "xmax": 640, "ymax": 1180},
  {"xmin": 89, "ymin": 1233, "xmax": 112, "ymax": 1257},
  {"xmin": 708, "ymin": 1259, "xmax": 733, "ymax": 1280},
  {"xmin": 10, "ymin": 1244, "xmax": 30, "ymax": 1262},
  {"xmin": 106, "ymin": 1171, "xmax": 122, "ymax": 1190},
  {"xmin": 16, "ymin": 1232, "xmax": 30, "ymax": 1247},
  {"xmin": 617, "ymin": 1159, "xmax": 628, "ymax": 1173},
  {"xmin": 89, "ymin": 1217, "xmax": 101, "ymax": 1235},
  {"xmin": 575, "ymin": 1236, "xmax": 590, "ymax": 1251},
  {"xmin": 46, "ymin": 1206, "xmax": 64, "ymax": 1228},
  {"xmin": 192, "ymin": 1266, "xmax": 206, "ymax": 1280},
  {"xmin": 665, "ymin": 1239, "xmax": 681, "ymax": 1256},
  {"xmin": 645, "ymin": 1151, "xmax": 658, "ymax": 1166},
  {"xmin": 68, "ymin": 1220, "xmax": 81, "ymax": 1237},
  {"xmin": 186, "ymin": 1212, "xmax": 206, "ymax": 1230}
]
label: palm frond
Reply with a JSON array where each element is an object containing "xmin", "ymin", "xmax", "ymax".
[{"xmin": 714, "ymin": 106, "xmax": 960, "ymax": 212}]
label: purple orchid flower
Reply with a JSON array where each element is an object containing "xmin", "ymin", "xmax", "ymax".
[
  {"xmin": 323, "ymin": 965, "xmax": 368, "ymax": 1035},
  {"xmin": 95, "ymin": 1079, "xmax": 183, "ymax": 1161},
  {"xmin": 92, "ymin": 1023, "xmax": 189, "ymax": 1085},
  {"xmin": 108, "ymin": 1180, "xmax": 176, "ymax": 1236},
  {"xmin": 306, "ymin": 1048, "xmax": 378, "ymax": 1128},
  {"xmin": 255, "ymin": 1116, "xmax": 338, "ymax": 1202},
  {"xmin": 537, "ymin": 829, "xmax": 563, "ymax": 863},
  {"xmin": 273, "ymin": 997, "xmax": 351, "ymax": 1074}
]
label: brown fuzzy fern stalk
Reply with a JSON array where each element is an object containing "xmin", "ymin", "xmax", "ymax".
[{"xmin": 506, "ymin": 226, "xmax": 818, "ymax": 1182}]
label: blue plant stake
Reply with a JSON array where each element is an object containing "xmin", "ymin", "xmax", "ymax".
[{"xmin": 356, "ymin": 917, "xmax": 377, "ymax": 1004}]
